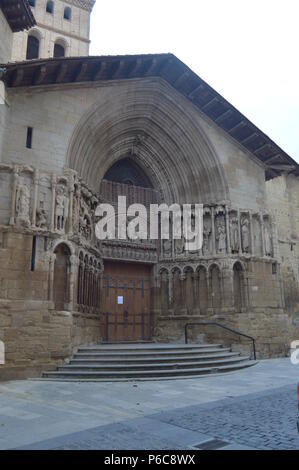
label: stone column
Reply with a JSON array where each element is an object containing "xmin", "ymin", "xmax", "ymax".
[
  {"xmin": 179, "ymin": 272, "xmax": 186, "ymax": 313},
  {"xmin": 32, "ymin": 168, "xmax": 39, "ymax": 226},
  {"xmin": 48, "ymin": 253, "xmax": 56, "ymax": 305},
  {"xmin": 260, "ymin": 214, "xmax": 265, "ymax": 257},
  {"xmin": 50, "ymin": 174, "xmax": 56, "ymax": 231},
  {"xmin": 9, "ymin": 165, "xmax": 19, "ymax": 225},
  {"xmin": 237, "ymin": 209, "xmax": 242, "ymax": 254},
  {"xmin": 68, "ymin": 254, "xmax": 78, "ymax": 311},
  {"xmin": 168, "ymin": 272, "xmax": 173, "ymax": 307},
  {"xmin": 249, "ymin": 211, "xmax": 254, "ymax": 256},
  {"xmin": 225, "ymin": 206, "xmax": 231, "ymax": 254},
  {"xmin": 193, "ymin": 271, "xmax": 200, "ymax": 314},
  {"xmin": 222, "ymin": 266, "xmax": 234, "ymax": 309},
  {"xmin": 68, "ymin": 178, "xmax": 74, "ymax": 235},
  {"xmin": 211, "ymin": 206, "xmax": 216, "ymax": 256}
]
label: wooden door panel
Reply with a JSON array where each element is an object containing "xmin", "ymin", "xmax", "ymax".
[{"xmin": 100, "ymin": 262, "xmax": 151, "ymax": 341}]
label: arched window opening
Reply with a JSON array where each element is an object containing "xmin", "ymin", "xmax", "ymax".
[
  {"xmin": 46, "ymin": 1, "xmax": 54, "ymax": 14},
  {"xmin": 64, "ymin": 6, "xmax": 72, "ymax": 20},
  {"xmin": 26, "ymin": 35, "xmax": 40, "ymax": 60},
  {"xmin": 54, "ymin": 43, "xmax": 65, "ymax": 58}
]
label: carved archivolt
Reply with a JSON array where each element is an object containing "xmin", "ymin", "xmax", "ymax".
[{"xmin": 65, "ymin": 80, "xmax": 230, "ymax": 204}]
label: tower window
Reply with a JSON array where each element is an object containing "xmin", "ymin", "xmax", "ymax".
[
  {"xmin": 46, "ymin": 1, "xmax": 54, "ymax": 14},
  {"xmin": 54, "ymin": 43, "xmax": 65, "ymax": 58},
  {"xmin": 28, "ymin": 0, "xmax": 36, "ymax": 6},
  {"xmin": 64, "ymin": 7, "xmax": 72, "ymax": 20},
  {"xmin": 26, "ymin": 35, "xmax": 39, "ymax": 59},
  {"xmin": 26, "ymin": 127, "xmax": 33, "ymax": 149}
]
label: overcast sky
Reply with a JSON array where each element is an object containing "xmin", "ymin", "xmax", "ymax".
[{"xmin": 90, "ymin": 0, "xmax": 299, "ymax": 163}]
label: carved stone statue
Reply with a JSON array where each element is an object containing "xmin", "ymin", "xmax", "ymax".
[
  {"xmin": 241, "ymin": 218, "xmax": 250, "ymax": 253},
  {"xmin": 36, "ymin": 206, "xmax": 47, "ymax": 229},
  {"xmin": 216, "ymin": 223, "xmax": 226, "ymax": 253},
  {"xmin": 230, "ymin": 217, "xmax": 239, "ymax": 253},
  {"xmin": 175, "ymin": 238, "xmax": 184, "ymax": 255},
  {"xmin": 55, "ymin": 185, "xmax": 68, "ymax": 231},
  {"xmin": 162, "ymin": 239, "xmax": 172, "ymax": 255},
  {"xmin": 16, "ymin": 184, "xmax": 30, "ymax": 226},
  {"xmin": 202, "ymin": 223, "xmax": 211, "ymax": 255},
  {"xmin": 264, "ymin": 224, "xmax": 272, "ymax": 256}
]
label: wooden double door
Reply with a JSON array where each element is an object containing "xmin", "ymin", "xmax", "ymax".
[{"xmin": 100, "ymin": 261, "xmax": 152, "ymax": 342}]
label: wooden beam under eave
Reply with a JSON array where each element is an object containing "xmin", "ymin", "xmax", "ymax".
[
  {"xmin": 143, "ymin": 58, "xmax": 159, "ymax": 76},
  {"xmin": 188, "ymin": 83, "xmax": 204, "ymax": 99},
  {"xmin": 264, "ymin": 153, "xmax": 282, "ymax": 164},
  {"xmin": 253, "ymin": 142, "xmax": 271, "ymax": 153},
  {"xmin": 158, "ymin": 58, "xmax": 175, "ymax": 78},
  {"xmin": 92, "ymin": 61, "xmax": 103, "ymax": 80},
  {"xmin": 126, "ymin": 58, "xmax": 143, "ymax": 78},
  {"xmin": 214, "ymin": 109, "xmax": 232, "ymax": 124},
  {"xmin": 173, "ymin": 71, "xmax": 190, "ymax": 88},
  {"xmin": 10, "ymin": 68, "xmax": 24, "ymax": 87},
  {"xmin": 33, "ymin": 65, "xmax": 47, "ymax": 85},
  {"xmin": 228, "ymin": 120, "xmax": 245, "ymax": 134},
  {"xmin": 240, "ymin": 131, "xmax": 258, "ymax": 145},
  {"xmin": 111, "ymin": 60, "xmax": 127, "ymax": 79},
  {"xmin": 55, "ymin": 62, "xmax": 68, "ymax": 83},
  {"xmin": 268, "ymin": 164, "xmax": 296, "ymax": 172},
  {"xmin": 201, "ymin": 97, "xmax": 218, "ymax": 113}
]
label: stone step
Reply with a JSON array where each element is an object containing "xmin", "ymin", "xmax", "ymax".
[
  {"xmin": 60, "ymin": 356, "xmax": 250, "ymax": 371},
  {"xmin": 70, "ymin": 351, "xmax": 241, "ymax": 365},
  {"xmin": 74, "ymin": 348, "xmax": 230, "ymax": 360},
  {"xmin": 77, "ymin": 343, "xmax": 222, "ymax": 352},
  {"xmin": 43, "ymin": 360, "xmax": 257, "ymax": 380},
  {"xmin": 75, "ymin": 347, "xmax": 230, "ymax": 358}
]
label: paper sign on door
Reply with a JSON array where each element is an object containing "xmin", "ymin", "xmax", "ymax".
[{"xmin": 117, "ymin": 296, "xmax": 124, "ymax": 304}]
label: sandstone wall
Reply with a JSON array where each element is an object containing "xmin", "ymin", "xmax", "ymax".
[
  {"xmin": 0, "ymin": 9, "xmax": 13, "ymax": 63},
  {"xmin": 2, "ymin": 79, "xmax": 268, "ymax": 211},
  {"xmin": 11, "ymin": 0, "xmax": 91, "ymax": 61},
  {"xmin": 0, "ymin": 230, "xmax": 101, "ymax": 380},
  {"xmin": 266, "ymin": 174, "xmax": 299, "ymax": 321}
]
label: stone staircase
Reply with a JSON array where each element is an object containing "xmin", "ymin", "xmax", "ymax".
[{"xmin": 42, "ymin": 342, "xmax": 257, "ymax": 381}]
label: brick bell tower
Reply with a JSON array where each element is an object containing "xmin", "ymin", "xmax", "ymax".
[{"xmin": 11, "ymin": 0, "xmax": 96, "ymax": 62}]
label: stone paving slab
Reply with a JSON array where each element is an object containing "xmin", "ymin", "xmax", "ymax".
[{"xmin": 0, "ymin": 358, "xmax": 298, "ymax": 450}]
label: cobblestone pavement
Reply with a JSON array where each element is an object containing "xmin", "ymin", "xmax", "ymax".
[
  {"xmin": 1, "ymin": 359, "xmax": 299, "ymax": 450},
  {"xmin": 17, "ymin": 384, "xmax": 299, "ymax": 450},
  {"xmin": 154, "ymin": 384, "xmax": 299, "ymax": 450}
]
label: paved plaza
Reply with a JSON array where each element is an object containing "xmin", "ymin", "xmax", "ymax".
[{"xmin": 0, "ymin": 358, "xmax": 298, "ymax": 450}]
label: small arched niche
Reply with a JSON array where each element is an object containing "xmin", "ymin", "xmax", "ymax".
[
  {"xmin": 233, "ymin": 261, "xmax": 243, "ymax": 312},
  {"xmin": 53, "ymin": 243, "xmax": 71, "ymax": 310}
]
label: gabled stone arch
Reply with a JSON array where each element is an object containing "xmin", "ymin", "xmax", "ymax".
[
  {"xmin": 66, "ymin": 79, "xmax": 230, "ymax": 205},
  {"xmin": 171, "ymin": 265, "xmax": 183, "ymax": 275},
  {"xmin": 183, "ymin": 265, "xmax": 196, "ymax": 274}
]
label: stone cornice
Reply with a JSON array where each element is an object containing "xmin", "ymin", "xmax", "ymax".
[{"xmin": 63, "ymin": 0, "xmax": 96, "ymax": 12}]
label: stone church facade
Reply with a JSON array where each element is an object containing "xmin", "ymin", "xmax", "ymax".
[{"xmin": 0, "ymin": 0, "xmax": 298, "ymax": 380}]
